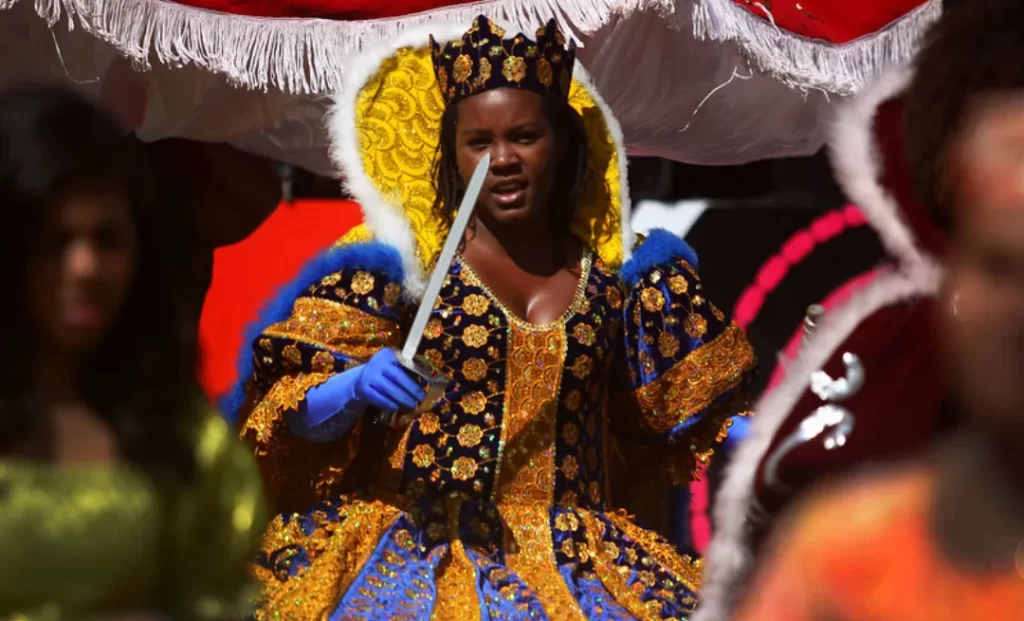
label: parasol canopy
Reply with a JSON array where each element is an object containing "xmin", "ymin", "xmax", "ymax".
[{"xmin": 0, "ymin": 0, "xmax": 940, "ymax": 171}]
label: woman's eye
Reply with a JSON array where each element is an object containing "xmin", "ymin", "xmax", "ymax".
[{"xmin": 515, "ymin": 134, "xmax": 539, "ymax": 144}]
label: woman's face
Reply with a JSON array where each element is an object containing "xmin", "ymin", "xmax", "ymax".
[
  {"xmin": 943, "ymin": 208, "xmax": 1024, "ymax": 426},
  {"xmin": 942, "ymin": 98, "xmax": 1024, "ymax": 430},
  {"xmin": 454, "ymin": 88, "xmax": 560, "ymax": 226},
  {"xmin": 24, "ymin": 180, "xmax": 138, "ymax": 354}
]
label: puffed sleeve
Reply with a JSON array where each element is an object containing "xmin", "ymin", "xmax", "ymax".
[
  {"xmin": 615, "ymin": 230, "xmax": 756, "ymax": 484},
  {"xmin": 227, "ymin": 241, "xmax": 408, "ymax": 512},
  {"xmin": 165, "ymin": 407, "xmax": 269, "ymax": 620}
]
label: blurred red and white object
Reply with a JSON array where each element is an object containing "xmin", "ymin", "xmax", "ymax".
[
  {"xmin": 696, "ymin": 65, "xmax": 950, "ymax": 621},
  {"xmin": 0, "ymin": 0, "xmax": 938, "ymax": 169},
  {"xmin": 198, "ymin": 199, "xmax": 362, "ymax": 400}
]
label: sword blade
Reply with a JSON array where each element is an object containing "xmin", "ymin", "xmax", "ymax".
[{"xmin": 401, "ymin": 153, "xmax": 490, "ymax": 362}]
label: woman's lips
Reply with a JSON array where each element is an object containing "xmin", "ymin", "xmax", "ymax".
[
  {"xmin": 63, "ymin": 302, "xmax": 105, "ymax": 329},
  {"xmin": 490, "ymin": 182, "xmax": 526, "ymax": 207}
]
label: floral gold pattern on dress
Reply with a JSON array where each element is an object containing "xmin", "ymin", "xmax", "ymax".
[
  {"xmin": 425, "ymin": 318, "xmax": 444, "ymax": 340},
  {"xmin": 684, "ymin": 313, "xmax": 708, "ymax": 339},
  {"xmin": 311, "ymin": 350, "xmax": 335, "ymax": 373},
  {"xmin": 461, "ymin": 357, "xmax": 488, "ymax": 382},
  {"xmin": 419, "ymin": 412, "xmax": 441, "ymax": 435},
  {"xmin": 573, "ymin": 323, "xmax": 596, "ymax": 346},
  {"xmin": 570, "ymin": 355, "xmax": 594, "ymax": 380},
  {"xmin": 254, "ymin": 500, "xmax": 402, "ymax": 621},
  {"xmin": 462, "ymin": 324, "xmax": 490, "ymax": 348},
  {"xmin": 451, "ymin": 457, "xmax": 478, "ymax": 481},
  {"xmin": 350, "ymin": 271, "xmax": 375, "ymax": 295},
  {"xmin": 457, "ymin": 424, "xmax": 484, "ymax": 447},
  {"xmin": 668, "ymin": 275, "xmax": 689, "ymax": 295},
  {"xmin": 605, "ymin": 511, "xmax": 702, "ymax": 593},
  {"xmin": 461, "ymin": 391, "xmax": 487, "ymax": 415},
  {"xmin": 281, "ymin": 344, "xmax": 302, "ymax": 369},
  {"xmin": 658, "ymin": 332, "xmax": 680, "ymax": 359},
  {"xmin": 463, "ymin": 293, "xmax": 490, "ymax": 316},
  {"xmin": 412, "ymin": 444, "xmax": 436, "ymax": 468},
  {"xmin": 641, "ymin": 288, "xmax": 666, "ymax": 313}
]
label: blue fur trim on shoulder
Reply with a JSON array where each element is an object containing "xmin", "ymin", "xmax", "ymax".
[
  {"xmin": 620, "ymin": 228, "xmax": 700, "ymax": 287},
  {"xmin": 218, "ymin": 241, "xmax": 404, "ymax": 423}
]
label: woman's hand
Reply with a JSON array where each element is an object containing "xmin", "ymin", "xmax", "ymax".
[
  {"xmin": 298, "ymin": 349, "xmax": 427, "ymax": 437},
  {"xmin": 349, "ymin": 349, "xmax": 426, "ymax": 413}
]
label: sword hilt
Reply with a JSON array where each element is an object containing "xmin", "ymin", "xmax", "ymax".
[{"xmin": 370, "ymin": 349, "xmax": 448, "ymax": 428}]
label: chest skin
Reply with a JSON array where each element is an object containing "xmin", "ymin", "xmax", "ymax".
[{"xmin": 459, "ymin": 243, "xmax": 584, "ymax": 326}]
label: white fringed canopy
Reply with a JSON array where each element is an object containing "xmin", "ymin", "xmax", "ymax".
[{"xmin": 0, "ymin": 0, "xmax": 940, "ymax": 173}]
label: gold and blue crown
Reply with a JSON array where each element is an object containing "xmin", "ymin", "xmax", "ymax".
[{"xmin": 429, "ymin": 16, "xmax": 577, "ymax": 105}]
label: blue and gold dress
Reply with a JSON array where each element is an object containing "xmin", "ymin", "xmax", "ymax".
[{"xmin": 225, "ymin": 17, "xmax": 756, "ymax": 621}]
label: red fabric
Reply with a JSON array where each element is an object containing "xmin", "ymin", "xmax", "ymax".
[
  {"xmin": 198, "ymin": 200, "xmax": 362, "ymax": 400},
  {"xmin": 731, "ymin": 0, "xmax": 930, "ymax": 44},
  {"xmin": 171, "ymin": 0, "xmax": 474, "ymax": 19},
  {"xmin": 753, "ymin": 297, "xmax": 947, "ymax": 522},
  {"xmin": 733, "ymin": 205, "xmax": 867, "ymax": 329},
  {"xmin": 873, "ymin": 97, "xmax": 948, "ymax": 257},
  {"xmin": 167, "ymin": 0, "xmax": 928, "ymax": 37}
]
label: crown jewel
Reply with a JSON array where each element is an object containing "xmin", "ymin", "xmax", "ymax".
[{"xmin": 430, "ymin": 16, "xmax": 577, "ymax": 106}]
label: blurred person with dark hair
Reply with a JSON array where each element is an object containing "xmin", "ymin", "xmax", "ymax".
[
  {"xmin": 100, "ymin": 56, "xmax": 284, "ymax": 318},
  {"xmin": 696, "ymin": 2, "xmax": 1024, "ymax": 618},
  {"xmin": 735, "ymin": 90, "xmax": 1024, "ymax": 621},
  {"xmin": 0, "ymin": 86, "xmax": 267, "ymax": 620}
]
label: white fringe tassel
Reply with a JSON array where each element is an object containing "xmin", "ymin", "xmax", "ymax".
[
  {"xmin": 2, "ymin": 0, "xmax": 672, "ymax": 93},
  {"xmin": 692, "ymin": 0, "xmax": 941, "ymax": 95}
]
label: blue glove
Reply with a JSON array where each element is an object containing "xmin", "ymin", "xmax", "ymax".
[
  {"xmin": 292, "ymin": 349, "xmax": 426, "ymax": 440},
  {"xmin": 347, "ymin": 348, "xmax": 426, "ymax": 412}
]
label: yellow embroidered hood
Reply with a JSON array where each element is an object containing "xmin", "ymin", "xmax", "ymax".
[{"xmin": 327, "ymin": 18, "xmax": 632, "ymax": 297}]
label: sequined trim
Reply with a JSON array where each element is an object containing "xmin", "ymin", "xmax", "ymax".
[
  {"xmin": 635, "ymin": 323, "xmax": 755, "ymax": 434},
  {"xmin": 431, "ymin": 495, "xmax": 483, "ymax": 621},
  {"xmin": 580, "ymin": 509, "xmax": 700, "ymax": 619},
  {"xmin": 457, "ymin": 251, "xmax": 593, "ymax": 331},
  {"xmin": 493, "ymin": 326, "xmax": 586, "ymax": 619},
  {"xmin": 604, "ymin": 510, "xmax": 702, "ymax": 593},
  {"xmin": 241, "ymin": 372, "xmax": 364, "ymax": 512},
  {"xmin": 580, "ymin": 510, "xmax": 656, "ymax": 619},
  {"xmin": 254, "ymin": 500, "xmax": 402, "ymax": 621},
  {"xmin": 242, "ymin": 372, "xmax": 333, "ymax": 448},
  {"xmin": 263, "ymin": 297, "xmax": 401, "ymax": 360}
]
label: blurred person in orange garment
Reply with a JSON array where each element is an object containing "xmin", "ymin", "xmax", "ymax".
[{"xmin": 734, "ymin": 95, "xmax": 1024, "ymax": 621}]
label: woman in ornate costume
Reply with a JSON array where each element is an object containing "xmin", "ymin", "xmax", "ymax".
[
  {"xmin": 227, "ymin": 15, "xmax": 756, "ymax": 620},
  {"xmin": 0, "ymin": 87, "xmax": 267, "ymax": 621}
]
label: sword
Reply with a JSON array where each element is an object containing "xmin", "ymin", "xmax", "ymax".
[
  {"xmin": 370, "ymin": 155, "xmax": 490, "ymax": 428},
  {"xmin": 400, "ymin": 153, "xmax": 490, "ymax": 363}
]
